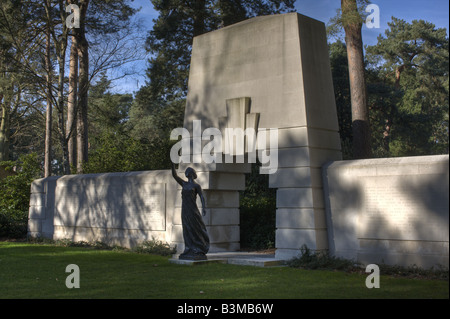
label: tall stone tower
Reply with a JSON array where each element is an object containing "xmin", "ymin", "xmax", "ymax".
[{"xmin": 179, "ymin": 13, "xmax": 342, "ymax": 259}]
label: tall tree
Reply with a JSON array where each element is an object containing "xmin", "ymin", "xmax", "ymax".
[
  {"xmin": 0, "ymin": 0, "xmax": 45, "ymax": 164},
  {"xmin": 67, "ymin": 0, "xmax": 138, "ymax": 173},
  {"xmin": 329, "ymin": 40, "xmax": 353, "ymax": 159},
  {"xmin": 54, "ymin": 0, "xmax": 72, "ymax": 175},
  {"xmin": 1, "ymin": 0, "xmax": 140, "ymax": 176},
  {"xmin": 75, "ymin": 0, "xmax": 90, "ymax": 174},
  {"xmin": 0, "ymin": 2, "xmax": 16, "ymax": 163},
  {"xmin": 366, "ymin": 18, "xmax": 449, "ymax": 156},
  {"xmin": 0, "ymin": 87, "xmax": 11, "ymax": 163},
  {"xmin": 43, "ymin": 0, "xmax": 53, "ymax": 177},
  {"xmin": 340, "ymin": 0, "xmax": 372, "ymax": 159},
  {"xmin": 4, "ymin": 0, "xmax": 72, "ymax": 175},
  {"xmin": 67, "ymin": 1, "xmax": 79, "ymax": 170}
]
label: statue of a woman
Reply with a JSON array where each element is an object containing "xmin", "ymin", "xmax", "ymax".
[{"xmin": 172, "ymin": 163, "xmax": 210, "ymax": 260}]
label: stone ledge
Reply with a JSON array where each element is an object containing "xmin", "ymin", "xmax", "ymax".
[
  {"xmin": 169, "ymin": 252, "xmax": 287, "ymax": 267},
  {"xmin": 169, "ymin": 258, "xmax": 227, "ymax": 266}
]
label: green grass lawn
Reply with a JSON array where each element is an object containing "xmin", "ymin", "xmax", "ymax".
[{"xmin": 0, "ymin": 242, "xmax": 448, "ymax": 299}]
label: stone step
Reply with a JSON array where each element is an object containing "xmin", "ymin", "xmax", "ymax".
[
  {"xmin": 169, "ymin": 252, "xmax": 286, "ymax": 267},
  {"xmin": 226, "ymin": 257, "xmax": 285, "ymax": 267},
  {"xmin": 169, "ymin": 258, "xmax": 227, "ymax": 266}
]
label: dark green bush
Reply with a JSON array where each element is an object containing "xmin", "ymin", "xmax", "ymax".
[
  {"xmin": 28, "ymin": 238, "xmax": 176, "ymax": 256},
  {"xmin": 287, "ymin": 245, "xmax": 361, "ymax": 271},
  {"xmin": 132, "ymin": 239, "xmax": 177, "ymax": 256},
  {"xmin": 377, "ymin": 263, "xmax": 449, "ymax": 281},
  {"xmin": 288, "ymin": 245, "xmax": 448, "ymax": 280},
  {"xmin": 239, "ymin": 163, "xmax": 276, "ymax": 251},
  {"xmin": 0, "ymin": 153, "xmax": 40, "ymax": 238},
  {"xmin": 239, "ymin": 195, "xmax": 276, "ymax": 250}
]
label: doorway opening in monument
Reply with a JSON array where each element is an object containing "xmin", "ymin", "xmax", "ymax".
[{"xmin": 239, "ymin": 162, "xmax": 276, "ymax": 252}]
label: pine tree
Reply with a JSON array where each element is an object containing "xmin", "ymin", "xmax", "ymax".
[
  {"xmin": 366, "ymin": 17, "xmax": 449, "ymax": 156},
  {"xmin": 340, "ymin": 0, "xmax": 372, "ymax": 159}
]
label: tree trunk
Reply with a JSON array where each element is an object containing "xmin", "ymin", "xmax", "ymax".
[
  {"xmin": 67, "ymin": 34, "xmax": 78, "ymax": 170},
  {"xmin": 192, "ymin": 0, "xmax": 207, "ymax": 37},
  {"xmin": 342, "ymin": 0, "xmax": 372, "ymax": 159},
  {"xmin": 383, "ymin": 119, "xmax": 391, "ymax": 152},
  {"xmin": 44, "ymin": 6, "xmax": 52, "ymax": 177},
  {"xmin": 77, "ymin": 39, "xmax": 88, "ymax": 173},
  {"xmin": 76, "ymin": 0, "xmax": 90, "ymax": 173},
  {"xmin": 395, "ymin": 64, "xmax": 406, "ymax": 90},
  {"xmin": 50, "ymin": 1, "xmax": 71, "ymax": 175},
  {"xmin": 0, "ymin": 96, "xmax": 10, "ymax": 162},
  {"xmin": 57, "ymin": 55, "xmax": 70, "ymax": 175}
]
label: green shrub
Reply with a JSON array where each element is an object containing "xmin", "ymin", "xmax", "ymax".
[
  {"xmin": 287, "ymin": 245, "xmax": 449, "ymax": 280},
  {"xmin": 239, "ymin": 163, "xmax": 276, "ymax": 251},
  {"xmin": 28, "ymin": 237, "xmax": 176, "ymax": 256},
  {"xmin": 82, "ymin": 130, "xmax": 174, "ymax": 174},
  {"xmin": 0, "ymin": 153, "xmax": 40, "ymax": 238},
  {"xmin": 239, "ymin": 195, "xmax": 276, "ymax": 250},
  {"xmin": 132, "ymin": 239, "xmax": 177, "ymax": 256},
  {"xmin": 377, "ymin": 263, "xmax": 449, "ymax": 281},
  {"xmin": 287, "ymin": 245, "xmax": 361, "ymax": 271}
]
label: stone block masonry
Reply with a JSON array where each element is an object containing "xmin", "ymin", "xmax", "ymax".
[
  {"xmin": 323, "ymin": 155, "xmax": 449, "ymax": 268},
  {"xmin": 184, "ymin": 13, "xmax": 342, "ymax": 259},
  {"xmin": 28, "ymin": 171, "xmax": 176, "ymax": 247},
  {"xmin": 28, "ymin": 170, "xmax": 244, "ymax": 252}
]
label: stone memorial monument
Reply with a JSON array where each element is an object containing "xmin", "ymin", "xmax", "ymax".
[
  {"xmin": 179, "ymin": 12, "xmax": 342, "ymax": 259},
  {"xmin": 28, "ymin": 13, "xmax": 342, "ymax": 260},
  {"xmin": 28, "ymin": 12, "xmax": 448, "ymax": 268}
]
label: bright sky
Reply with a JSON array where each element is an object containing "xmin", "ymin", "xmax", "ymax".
[{"xmin": 114, "ymin": 0, "xmax": 449, "ymax": 93}]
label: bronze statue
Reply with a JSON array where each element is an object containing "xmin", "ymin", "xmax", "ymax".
[{"xmin": 172, "ymin": 163, "xmax": 210, "ymax": 260}]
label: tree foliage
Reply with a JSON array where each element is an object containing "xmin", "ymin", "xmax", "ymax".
[
  {"xmin": 1, "ymin": 0, "xmax": 139, "ymax": 175},
  {"xmin": 366, "ymin": 17, "xmax": 449, "ymax": 156},
  {"xmin": 0, "ymin": 153, "xmax": 40, "ymax": 238},
  {"xmin": 1, "ymin": 1, "xmax": 449, "ymax": 182},
  {"xmin": 329, "ymin": 40, "xmax": 353, "ymax": 159},
  {"xmin": 0, "ymin": 1, "xmax": 45, "ymax": 163},
  {"xmin": 339, "ymin": 0, "xmax": 372, "ymax": 159}
]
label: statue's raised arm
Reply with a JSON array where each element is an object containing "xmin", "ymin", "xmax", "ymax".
[{"xmin": 171, "ymin": 163, "xmax": 185, "ymax": 186}]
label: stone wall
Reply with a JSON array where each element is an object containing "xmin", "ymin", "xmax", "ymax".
[
  {"xmin": 323, "ymin": 155, "xmax": 449, "ymax": 268},
  {"xmin": 28, "ymin": 170, "xmax": 244, "ymax": 252},
  {"xmin": 28, "ymin": 171, "xmax": 177, "ymax": 248}
]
